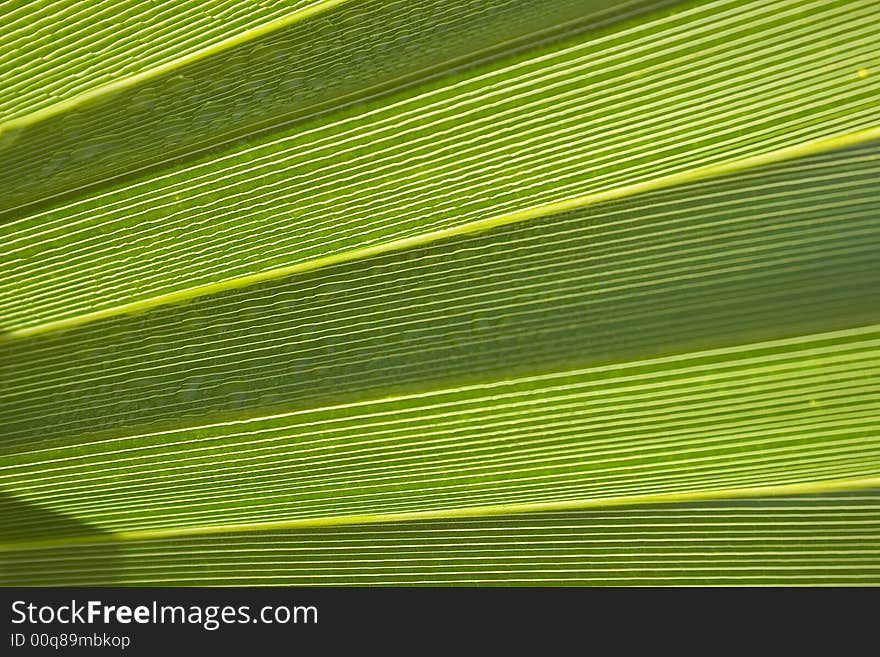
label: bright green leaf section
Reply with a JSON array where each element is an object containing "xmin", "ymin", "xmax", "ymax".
[
  {"xmin": 0, "ymin": 0, "xmax": 637, "ymax": 212},
  {"xmin": 2, "ymin": 140, "xmax": 877, "ymax": 449},
  {"xmin": 2, "ymin": 491, "xmax": 878, "ymax": 585},
  {"xmin": 1, "ymin": 0, "xmax": 877, "ymax": 333},
  {"xmin": 0, "ymin": 0, "xmax": 313, "ymax": 121}
]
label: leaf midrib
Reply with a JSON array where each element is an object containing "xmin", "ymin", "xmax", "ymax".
[
  {"xmin": 1, "ymin": 476, "xmax": 877, "ymax": 552},
  {"xmin": 5, "ymin": 125, "xmax": 877, "ymax": 342}
]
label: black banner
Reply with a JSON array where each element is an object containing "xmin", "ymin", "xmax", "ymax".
[{"xmin": 0, "ymin": 587, "xmax": 874, "ymax": 653}]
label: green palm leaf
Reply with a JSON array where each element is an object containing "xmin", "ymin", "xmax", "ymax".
[{"xmin": 1, "ymin": 0, "xmax": 878, "ymax": 586}]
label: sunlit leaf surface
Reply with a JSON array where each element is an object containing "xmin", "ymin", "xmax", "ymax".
[{"xmin": 1, "ymin": 0, "xmax": 878, "ymax": 585}]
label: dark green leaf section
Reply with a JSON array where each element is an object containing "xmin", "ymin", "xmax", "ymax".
[
  {"xmin": 0, "ymin": 0, "xmax": 639, "ymax": 212},
  {"xmin": 2, "ymin": 491, "xmax": 877, "ymax": 585},
  {"xmin": 2, "ymin": 141, "xmax": 877, "ymax": 449}
]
